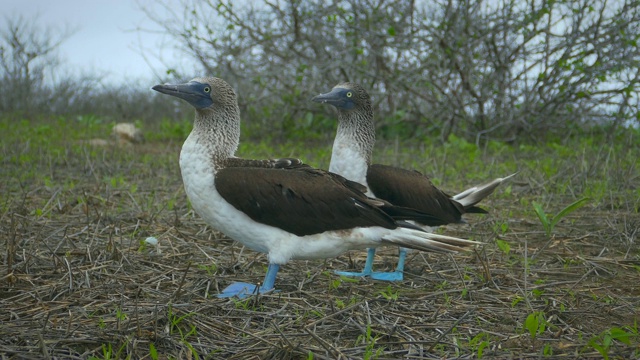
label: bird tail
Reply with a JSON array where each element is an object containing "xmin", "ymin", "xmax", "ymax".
[
  {"xmin": 452, "ymin": 173, "xmax": 517, "ymax": 211},
  {"xmin": 382, "ymin": 228, "xmax": 477, "ymax": 254}
]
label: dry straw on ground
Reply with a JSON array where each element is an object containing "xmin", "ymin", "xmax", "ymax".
[{"xmin": 1, "ymin": 139, "xmax": 639, "ymax": 359}]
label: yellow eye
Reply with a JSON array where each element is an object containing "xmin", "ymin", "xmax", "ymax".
[
  {"xmin": 346, "ymin": 92, "xmax": 353, "ymax": 98},
  {"xmin": 204, "ymin": 87, "xmax": 211, "ymax": 93}
]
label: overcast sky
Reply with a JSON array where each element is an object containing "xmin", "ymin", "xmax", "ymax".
[{"xmin": 1, "ymin": 0, "xmax": 195, "ymax": 85}]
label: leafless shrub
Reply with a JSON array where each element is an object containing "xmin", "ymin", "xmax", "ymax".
[
  {"xmin": 142, "ymin": 0, "xmax": 640, "ymax": 142},
  {"xmin": 0, "ymin": 15, "xmax": 177, "ymax": 123},
  {"xmin": 0, "ymin": 15, "xmax": 77, "ymax": 115}
]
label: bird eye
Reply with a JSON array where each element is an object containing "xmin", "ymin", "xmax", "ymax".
[
  {"xmin": 204, "ymin": 87, "xmax": 211, "ymax": 93},
  {"xmin": 346, "ymin": 92, "xmax": 353, "ymax": 98}
]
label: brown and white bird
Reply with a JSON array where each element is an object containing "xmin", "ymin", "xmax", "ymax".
[
  {"xmin": 152, "ymin": 77, "xmax": 477, "ymax": 297},
  {"xmin": 313, "ymin": 82, "xmax": 515, "ymax": 281}
]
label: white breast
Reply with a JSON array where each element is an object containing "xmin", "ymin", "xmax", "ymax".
[{"xmin": 329, "ymin": 135, "xmax": 372, "ymax": 196}]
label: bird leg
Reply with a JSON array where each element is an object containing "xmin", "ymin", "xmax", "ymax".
[
  {"xmin": 334, "ymin": 248, "xmax": 376, "ymax": 277},
  {"xmin": 370, "ymin": 247, "xmax": 406, "ymax": 281}
]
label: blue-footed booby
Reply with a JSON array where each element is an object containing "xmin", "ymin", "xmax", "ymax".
[
  {"xmin": 152, "ymin": 77, "xmax": 477, "ymax": 298},
  {"xmin": 313, "ymin": 82, "xmax": 515, "ymax": 281}
]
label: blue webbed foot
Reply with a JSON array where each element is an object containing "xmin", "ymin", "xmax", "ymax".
[
  {"xmin": 334, "ymin": 270, "xmax": 372, "ymax": 278},
  {"xmin": 217, "ymin": 282, "xmax": 262, "ymax": 298},
  {"xmin": 217, "ymin": 263, "xmax": 281, "ymax": 299},
  {"xmin": 369, "ymin": 248, "xmax": 407, "ymax": 281},
  {"xmin": 370, "ymin": 271, "xmax": 404, "ymax": 281}
]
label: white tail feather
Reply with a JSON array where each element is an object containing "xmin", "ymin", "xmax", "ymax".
[
  {"xmin": 453, "ymin": 173, "xmax": 517, "ymax": 208},
  {"xmin": 382, "ymin": 228, "xmax": 477, "ymax": 254}
]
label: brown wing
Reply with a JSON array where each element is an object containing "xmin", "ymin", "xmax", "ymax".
[
  {"xmin": 215, "ymin": 167, "xmax": 398, "ymax": 236},
  {"xmin": 222, "ymin": 157, "xmax": 309, "ymax": 169},
  {"xmin": 367, "ymin": 164, "xmax": 465, "ymax": 226}
]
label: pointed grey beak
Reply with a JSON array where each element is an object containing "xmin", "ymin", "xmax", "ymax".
[
  {"xmin": 312, "ymin": 88, "xmax": 346, "ymax": 107},
  {"xmin": 311, "ymin": 93, "xmax": 330, "ymax": 104},
  {"xmin": 152, "ymin": 82, "xmax": 213, "ymax": 109},
  {"xmin": 312, "ymin": 93, "xmax": 336, "ymax": 104}
]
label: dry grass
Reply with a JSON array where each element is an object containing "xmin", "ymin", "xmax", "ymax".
[{"xmin": 1, "ymin": 118, "xmax": 639, "ymax": 359}]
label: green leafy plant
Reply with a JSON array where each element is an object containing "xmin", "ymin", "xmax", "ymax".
[
  {"xmin": 167, "ymin": 304, "xmax": 197, "ymax": 339},
  {"xmin": 115, "ymin": 306, "xmax": 127, "ymax": 321},
  {"xmin": 197, "ymin": 263, "xmax": 218, "ymax": 276},
  {"xmin": 330, "ymin": 275, "xmax": 359, "ymax": 290},
  {"xmin": 587, "ymin": 325, "xmax": 638, "ymax": 360},
  {"xmin": 232, "ymin": 298, "xmax": 252, "ymax": 310},
  {"xmin": 149, "ymin": 343, "xmax": 158, "ymax": 360},
  {"xmin": 532, "ymin": 288, "xmax": 545, "ymax": 299},
  {"xmin": 330, "ymin": 277, "xmax": 342, "ymax": 290},
  {"xmin": 89, "ymin": 341, "xmax": 129, "ymax": 360},
  {"xmin": 468, "ymin": 332, "xmax": 491, "ymax": 358},
  {"xmin": 378, "ymin": 285, "xmax": 399, "ymax": 300},
  {"xmin": 532, "ymin": 197, "xmax": 590, "ymax": 237},
  {"xmin": 496, "ymin": 239, "xmax": 511, "ymax": 255},
  {"xmin": 98, "ymin": 343, "xmax": 113, "ymax": 360},
  {"xmin": 336, "ymin": 296, "xmax": 358, "ymax": 309},
  {"xmin": 493, "ymin": 220, "xmax": 509, "ymax": 235},
  {"xmin": 356, "ymin": 324, "xmax": 384, "ymax": 360},
  {"xmin": 524, "ymin": 311, "xmax": 547, "ymax": 341}
]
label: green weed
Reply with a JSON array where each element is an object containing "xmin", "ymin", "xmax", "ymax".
[
  {"xmin": 524, "ymin": 311, "xmax": 547, "ymax": 341},
  {"xmin": 335, "ymin": 296, "xmax": 358, "ymax": 309},
  {"xmin": 468, "ymin": 332, "xmax": 491, "ymax": 358},
  {"xmin": 511, "ymin": 296, "xmax": 524, "ymax": 307},
  {"xmin": 115, "ymin": 306, "xmax": 127, "ymax": 322},
  {"xmin": 89, "ymin": 340, "xmax": 129, "ymax": 360},
  {"xmin": 197, "ymin": 263, "xmax": 218, "ymax": 276},
  {"xmin": 587, "ymin": 324, "xmax": 639, "ymax": 360},
  {"xmin": 495, "ymin": 239, "xmax": 511, "ymax": 256},
  {"xmin": 167, "ymin": 304, "xmax": 197, "ymax": 338},
  {"xmin": 149, "ymin": 343, "xmax": 158, "ymax": 360},
  {"xmin": 330, "ymin": 278, "xmax": 342, "ymax": 291},
  {"xmin": 532, "ymin": 197, "xmax": 590, "ymax": 237},
  {"xmin": 495, "ymin": 221, "xmax": 509, "ymax": 234},
  {"xmin": 330, "ymin": 275, "xmax": 359, "ymax": 291},
  {"xmin": 460, "ymin": 288, "xmax": 468, "ymax": 298},
  {"xmin": 355, "ymin": 324, "xmax": 384, "ymax": 360},
  {"xmin": 378, "ymin": 285, "xmax": 399, "ymax": 300}
]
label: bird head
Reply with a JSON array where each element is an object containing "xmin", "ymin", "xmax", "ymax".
[
  {"xmin": 152, "ymin": 77, "xmax": 236, "ymax": 110},
  {"xmin": 312, "ymin": 82, "xmax": 370, "ymax": 111}
]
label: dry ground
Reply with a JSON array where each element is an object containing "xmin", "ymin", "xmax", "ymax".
[{"xmin": 1, "ymin": 120, "xmax": 639, "ymax": 359}]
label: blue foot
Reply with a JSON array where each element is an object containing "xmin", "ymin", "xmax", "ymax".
[
  {"xmin": 370, "ymin": 271, "xmax": 404, "ymax": 281},
  {"xmin": 369, "ymin": 248, "xmax": 407, "ymax": 281},
  {"xmin": 334, "ymin": 270, "xmax": 372, "ymax": 277},
  {"xmin": 217, "ymin": 263, "xmax": 280, "ymax": 299},
  {"xmin": 217, "ymin": 282, "xmax": 274, "ymax": 298}
]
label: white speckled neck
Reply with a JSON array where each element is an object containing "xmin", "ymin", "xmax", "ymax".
[
  {"xmin": 190, "ymin": 104, "xmax": 241, "ymax": 167},
  {"xmin": 329, "ymin": 107, "xmax": 376, "ymax": 195}
]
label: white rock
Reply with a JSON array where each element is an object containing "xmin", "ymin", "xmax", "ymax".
[{"xmin": 112, "ymin": 123, "xmax": 144, "ymax": 143}]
